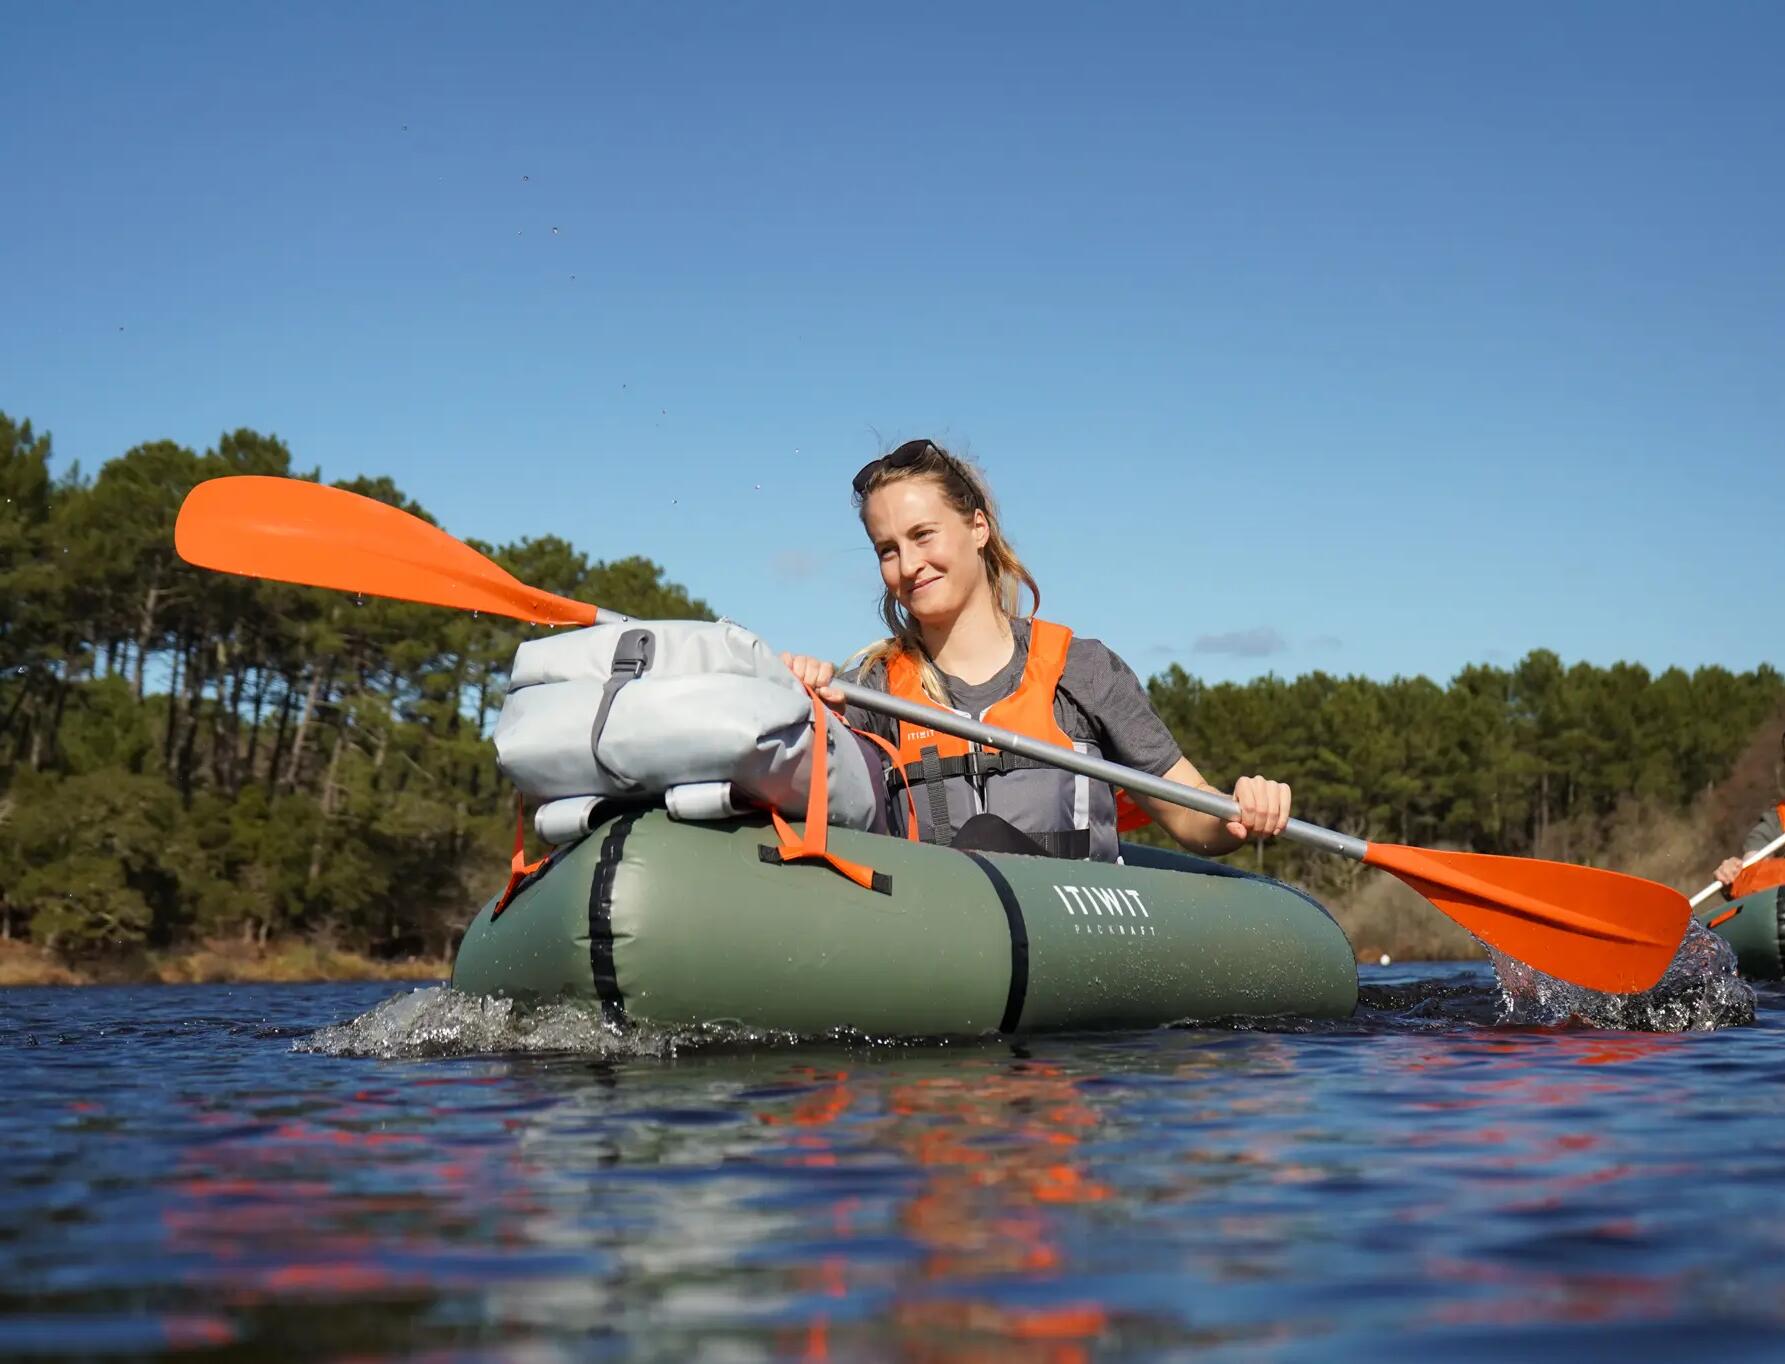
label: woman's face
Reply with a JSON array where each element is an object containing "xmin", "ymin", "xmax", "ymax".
[{"xmin": 861, "ymin": 475, "xmax": 990, "ymax": 626}]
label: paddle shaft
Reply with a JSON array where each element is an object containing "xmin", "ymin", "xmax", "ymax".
[
  {"xmin": 830, "ymin": 679, "xmax": 1367, "ymax": 860},
  {"xmin": 1689, "ymin": 829, "xmax": 1785, "ymax": 910}
]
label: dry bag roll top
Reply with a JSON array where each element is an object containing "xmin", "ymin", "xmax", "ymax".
[{"xmin": 492, "ymin": 618, "xmax": 878, "ymax": 833}]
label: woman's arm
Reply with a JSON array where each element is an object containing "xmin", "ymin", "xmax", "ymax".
[
  {"xmin": 1059, "ymin": 639, "xmax": 1291, "ymax": 858},
  {"xmin": 1130, "ymin": 756, "xmax": 1292, "ymax": 857}
]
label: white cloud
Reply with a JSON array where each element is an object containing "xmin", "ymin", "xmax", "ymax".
[
  {"xmin": 1193, "ymin": 627, "xmax": 1289, "ymax": 658},
  {"xmin": 770, "ymin": 550, "xmax": 826, "ymax": 583}
]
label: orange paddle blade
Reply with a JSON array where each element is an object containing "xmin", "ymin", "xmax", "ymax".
[
  {"xmin": 1363, "ymin": 842, "xmax": 1689, "ymax": 994},
  {"xmin": 174, "ymin": 476, "xmax": 599, "ymax": 627}
]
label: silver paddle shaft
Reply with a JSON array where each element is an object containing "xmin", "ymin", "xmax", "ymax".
[{"xmin": 831, "ymin": 679, "xmax": 1367, "ymax": 860}]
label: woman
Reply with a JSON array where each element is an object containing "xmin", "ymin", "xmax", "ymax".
[{"xmin": 781, "ymin": 438, "xmax": 1292, "ymax": 861}]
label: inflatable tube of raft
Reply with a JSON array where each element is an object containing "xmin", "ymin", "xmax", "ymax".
[
  {"xmin": 452, "ymin": 809, "xmax": 1359, "ymax": 1034},
  {"xmin": 1705, "ymin": 886, "xmax": 1785, "ymax": 979}
]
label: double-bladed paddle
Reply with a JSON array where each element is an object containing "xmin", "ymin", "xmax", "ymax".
[{"xmin": 174, "ymin": 475, "xmax": 1692, "ymax": 994}]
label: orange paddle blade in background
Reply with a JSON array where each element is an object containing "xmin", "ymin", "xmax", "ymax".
[
  {"xmin": 1363, "ymin": 842, "xmax": 1690, "ymax": 994},
  {"xmin": 174, "ymin": 476, "xmax": 599, "ymax": 627}
]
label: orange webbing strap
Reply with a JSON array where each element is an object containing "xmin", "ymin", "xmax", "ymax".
[
  {"xmin": 493, "ymin": 794, "xmax": 549, "ymax": 919},
  {"xmin": 1706, "ymin": 901, "xmax": 1744, "ymax": 931},
  {"xmin": 1115, "ymin": 790, "xmax": 1151, "ymax": 833},
  {"xmin": 759, "ymin": 687, "xmax": 892, "ymax": 894},
  {"xmin": 1729, "ymin": 858, "xmax": 1785, "ymax": 900},
  {"xmin": 851, "ymin": 725, "xmax": 920, "ymax": 842}
]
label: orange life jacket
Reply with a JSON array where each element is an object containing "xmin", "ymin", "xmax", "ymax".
[
  {"xmin": 1731, "ymin": 803, "xmax": 1785, "ymax": 898},
  {"xmin": 885, "ymin": 619, "xmax": 1140, "ymax": 859}
]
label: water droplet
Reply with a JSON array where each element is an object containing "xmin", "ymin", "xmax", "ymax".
[
  {"xmin": 754, "ymin": 483, "xmax": 761, "ymax": 491},
  {"xmin": 522, "ymin": 174, "xmax": 530, "ymax": 182},
  {"xmin": 354, "ymin": 593, "xmax": 365, "ymax": 607},
  {"xmin": 472, "ymin": 610, "xmax": 480, "ymax": 620},
  {"xmin": 570, "ymin": 274, "xmax": 576, "ymax": 281},
  {"xmin": 551, "ymin": 226, "xmax": 560, "ymax": 235}
]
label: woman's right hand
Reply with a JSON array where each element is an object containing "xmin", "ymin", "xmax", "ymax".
[
  {"xmin": 1716, "ymin": 856, "xmax": 1744, "ymax": 890},
  {"xmin": 780, "ymin": 653, "xmax": 845, "ymax": 708}
]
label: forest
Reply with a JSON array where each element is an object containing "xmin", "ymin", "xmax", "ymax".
[{"xmin": 3, "ymin": 410, "xmax": 1781, "ymax": 976}]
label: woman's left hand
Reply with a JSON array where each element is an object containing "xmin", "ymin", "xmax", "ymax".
[{"xmin": 1225, "ymin": 775, "xmax": 1292, "ymax": 841}]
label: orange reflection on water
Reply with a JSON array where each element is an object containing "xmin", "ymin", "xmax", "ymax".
[
  {"xmin": 763, "ymin": 1060, "xmax": 1117, "ymax": 1360},
  {"xmin": 157, "ymin": 1082, "xmax": 547, "ymax": 1309},
  {"xmin": 1420, "ymin": 1251, "xmax": 1684, "ymax": 1328}
]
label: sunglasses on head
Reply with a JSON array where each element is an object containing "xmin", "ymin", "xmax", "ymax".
[{"xmin": 851, "ymin": 439, "xmax": 980, "ymax": 504}]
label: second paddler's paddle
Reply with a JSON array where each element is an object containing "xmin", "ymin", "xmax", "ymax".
[{"xmin": 174, "ymin": 474, "xmax": 1692, "ymax": 994}]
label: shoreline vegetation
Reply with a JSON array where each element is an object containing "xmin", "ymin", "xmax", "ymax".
[
  {"xmin": 4, "ymin": 412, "xmax": 1783, "ymax": 988},
  {"xmin": 0, "ymin": 936, "xmax": 451, "ymax": 988}
]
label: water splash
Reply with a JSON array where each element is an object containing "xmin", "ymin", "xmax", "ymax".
[
  {"xmin": 296, "ymin": 986, "xmax": 666, "ymax": 1060},
  {"xmin": 1493, "ymin": 920, "xmax": 1755, "ymax": 1031},
  {"xmin": 294, "ymin": 986, "xmax": 837, "ymax": 1059}
]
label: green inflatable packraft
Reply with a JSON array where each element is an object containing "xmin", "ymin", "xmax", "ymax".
[
  {"xmin": 1705, "ymin": 886, "xmax": 1785, "ymax": 979},
  {"xmin": 452, "ymin": 809, "xmax": 1359, "ymax": 1034}
]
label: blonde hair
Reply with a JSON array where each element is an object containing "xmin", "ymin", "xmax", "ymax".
[{"xmin": 849, "ymin": 441, "xmax": 1040, "ymax": 703}]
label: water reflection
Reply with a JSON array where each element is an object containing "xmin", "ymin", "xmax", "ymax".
[{"xmin": 4, "ymin": 975, "xmax": 1784, "ymax": 1359}]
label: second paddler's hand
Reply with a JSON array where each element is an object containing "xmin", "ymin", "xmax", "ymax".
[
  {"xmin": 780, "ymin": 652, "xmax": 846, "ymax": 709},
  {"xmin": 1715, "ymin": 856, "xmax": 1744, "ymax": 898},
  {"xmin": 1226, "ymin": 775, "xmax": 1292, "ymax": 842}
]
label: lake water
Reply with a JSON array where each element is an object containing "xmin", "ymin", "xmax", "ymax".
[{"xmin": 3, "ymin": 943, "xmax": 1783, "ymax": 1361}]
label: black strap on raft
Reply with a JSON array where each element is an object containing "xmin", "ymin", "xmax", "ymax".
[
  {"xmin": 1775, "ymin": 885, "xmax": 1785, "ymax": 970},
  {"xmin": 962, "ymin": 851, "xmax": 1028, "ymax": 1034},
  {"xmin": 588, "ymin": 810, "xmax": 643, "ymax": 1025}
]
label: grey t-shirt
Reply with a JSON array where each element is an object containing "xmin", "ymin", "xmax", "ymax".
[
  {"xmin": 842, "ymin": 618, "xmax": 1183, "ymax": 778},
  {"xmin": 1744, "ymin": 805, "xmax": 1784, "ymax": 855}
]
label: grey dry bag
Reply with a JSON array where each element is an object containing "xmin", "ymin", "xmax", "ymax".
[{"xmin": 492, "ymin": 618, "xmax": 877, "ymax": 840}]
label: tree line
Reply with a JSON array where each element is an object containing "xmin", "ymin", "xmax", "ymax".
[
  {"xmin": 3, "ymin": 409, "xmax": 1780, "ymax": 961},
  {"xmin": 0, "ymin": 413, "xmax": 711, "ymax": 959},
  {"xmin": 1143, "ymin": 644, "xmax": 1784, "ymax": 893}
]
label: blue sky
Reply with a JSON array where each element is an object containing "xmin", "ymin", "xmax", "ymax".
[{"xmin": 5, "ymin": 1, "xmax": 1781, "ymax": 685}]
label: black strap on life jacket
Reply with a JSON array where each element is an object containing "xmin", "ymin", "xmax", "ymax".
[
  {"xmin": 892, "ymin": 748, "xmax": 1065, "ymax": 789},
  {"xmin": 905, "ymin": 745, "xmax": 1089, "ymax": 860},
  {"xmin": 920, "ymin": 744, "xmax": 955, "ymax": 847},
  {"xmin": 1030, "ymin": 828, "xmax": 1092, "ymax": 859}
]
